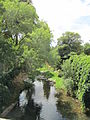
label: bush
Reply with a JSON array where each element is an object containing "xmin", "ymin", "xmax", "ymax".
[
  {"xmin": 58, "ymin": 70, "xmax": 63, "ymax": 77},
  {"xmin": 61, "ymin": 54, "xmax": 90, "ymax": 110},
  {"xmin": 64, "ymin": 78, "xmax": 74, "ymax": 96},
  {"xmin": 43, "ymin": 71, "xmax": 54, "ymax": 79},
  {"xmin": 61, "ymin": 59, "xmax": 73, "ymax": 79}
]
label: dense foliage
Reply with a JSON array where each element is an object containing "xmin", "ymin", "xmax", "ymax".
[
  {"xmin": 0, "ymin": 0, "xmax": 90, "ymax": 114},
  {"xmin": 84, "ymin": 43, "xmax": 90, "ymax": 55},
  {"xmin": 0, "ymin": 0, "xmax": 52, "ymax": 111},
  {"xmin": 48, "ymin": 46, "xmax": 60, "ymax": 69},
  {"xmin": 57, "ymin": 32, "xmax": 83, "ymax": 63},
  {"xmin": 61, "ymin": 54, "xmax": 90, "ymax": 110}
]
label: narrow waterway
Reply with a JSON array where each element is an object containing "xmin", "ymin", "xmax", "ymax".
[{"xmin": 5, "ymin": 78, "xmax": 90, "ymax": 120}]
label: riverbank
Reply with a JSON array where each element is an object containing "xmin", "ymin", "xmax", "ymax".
[
  {"xmin": 0, "ymin": 72, "xmax": 28, "ymax": 116},
  {"xmin": 56, "ymin": 89, "xmax": 89, "ymax": 120},
  {"xmin": 1, "ymin": 76, "xmax": 87, "ymax": 120},
  {"xmin": 1, "ymin": 69, "xmax": 90, "ymax": 120},
  {"xmin": 38, "ymin": 65, "xmax": 90, "ymax": 119},
  {"xmin": 11, "ymin": 72, "xmax": 28, "ymax": 102}
]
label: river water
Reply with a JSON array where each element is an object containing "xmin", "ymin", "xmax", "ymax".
[{"xmin": 5, "ymin": 79, "xmax": 90, "ymax": 120}]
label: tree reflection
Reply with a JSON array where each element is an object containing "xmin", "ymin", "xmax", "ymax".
[
  {"xmin": 43, "ymin": 81, "xmax": 50, "ymax": 100},
  {"xmin": 20, "ymin": 83, "xmax": 42, "ymax": 120},
  {"xmin": 23, "ymin": 99, "xmax": 42, "ymax": 120}
]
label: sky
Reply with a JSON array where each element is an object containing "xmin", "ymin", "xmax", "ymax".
[{"xmin": 32, "ymin": 0, "xmax": 90, "ymax": 45}]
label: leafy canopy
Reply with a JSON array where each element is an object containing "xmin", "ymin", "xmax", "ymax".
[
  {"xmin": 57, "ymin": 31, "xmax": 83, "ymax": 60},
  {"xmin": 2, "ymin": 0, "xmax": 38, "ymax": 45}
]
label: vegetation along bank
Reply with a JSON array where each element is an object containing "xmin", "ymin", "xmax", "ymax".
[{"xmin": 0, "ymin": 0, "xmax": 90, "ymax": 118}]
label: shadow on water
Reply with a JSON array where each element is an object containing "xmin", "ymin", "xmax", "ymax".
[
  {"xmin": 23, "ymin": 99, "xmax": 42, "ymax": 120},
  {"xmin": 6, "ymin": 99, "xmax": 42, "ymax": 120}
]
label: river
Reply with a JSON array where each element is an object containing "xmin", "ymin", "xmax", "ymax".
[{"xmin": 5, "ymin": 78, "xmax": 90, "ymax": 120}]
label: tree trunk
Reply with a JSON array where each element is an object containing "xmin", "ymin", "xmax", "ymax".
[{"xmin": 0, "ymin": 102, "xmax": 17, "ymax": 117}]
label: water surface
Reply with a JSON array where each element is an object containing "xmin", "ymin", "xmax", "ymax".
[{"xmin": 5, "ymin": 79, "xmax": 90, "ymax": 120}]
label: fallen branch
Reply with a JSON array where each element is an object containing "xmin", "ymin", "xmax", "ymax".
[{"xmin": 0, "ymin": 102, "xmax": 17, "ymax": 118}]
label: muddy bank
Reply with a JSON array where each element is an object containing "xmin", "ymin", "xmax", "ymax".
[
  {"xmin": 56, "ymin": 89, "xmax": 90, "ymax": 120},
  {"xmin": 0, "ymin": 72, "xmax": 28, "ymax": 116},
  {"xmin": 11, "ymin": 72, "xmax": 28, "ymax": 102}
]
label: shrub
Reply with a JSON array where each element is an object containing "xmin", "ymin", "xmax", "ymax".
[
  {"xmin": 61, "ymin": 54, "xmax": 90, "ymax": 110},
  {"xmin": 61, "ymin": 59, "xmax": 73, "ymax": 79},
  {"xmin": 43, "ymin": 71, "xmax": 54, "ymax": 79},
  {"xmin": 64, "ymin": 78, "xmax": 74, "ymax": 96}
]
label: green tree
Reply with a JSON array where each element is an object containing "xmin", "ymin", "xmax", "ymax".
[
  {"xmin": 48, "ymin": 46, "xmax": 60, "ymax": 69},
  {"xmin": 57, "ymin": 32, "xmax": 83, "ymax": 60},
  {"xmin": 0, "ymin": 0, "xmax": 53, "ymax": 111},
  {"xmin": 0, "ymin": 34, "xmax": 17, "ymax": 73},
  {"xmin": 2, "ymin": 0, "xmax": 38, "ymax": 45},
  {"xmin": 0, "ymin": 0, "xmax": 39, "ymax": 73},
  {"xmin": 0, "ymin": 1, "xmax": 5, "ymax": 16},
  {"xmin": 29, "ymin": 21, "xmax": 52, "ymax": 62},
  {"xmin": 12, "ymin": 20, "xmax": 53, "ymax": 74},
  {"xmin": 84, "ymin": 42, "xmax": 90, "ymax": 55}
]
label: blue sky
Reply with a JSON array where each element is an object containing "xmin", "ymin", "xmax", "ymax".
[
  {"xmin": 76, "ymin": 16, "xmax": 90, "ymax": 25},
  {"xmin": 81, "ymin": 0, "xmax": 85, "ymax": 3},
  {"xmin": 32, "ymin": 0, "xmax": 90, "ymax": 45}
]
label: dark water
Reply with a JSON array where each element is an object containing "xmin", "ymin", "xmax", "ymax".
[{"xmin": 5, "ymin": 79, "xmax": 90, "ymax": 120}]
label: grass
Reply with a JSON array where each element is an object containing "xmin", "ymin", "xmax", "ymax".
[
  {"xmin": 38, "ymin": 64, "xmax": 65, "ymax": 89},
  {"xmin": 50, "ymin": 71, "xmax": 65, "ymax": 89}
]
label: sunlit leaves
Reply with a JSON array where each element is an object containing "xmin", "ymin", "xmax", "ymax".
[
  {"xmin": 2, "ymin": 0, "xmax": 38, "ymax": 44},
  {"xmin": 62, "ymin": 54, "xmax": 90, "ymax": 109}
]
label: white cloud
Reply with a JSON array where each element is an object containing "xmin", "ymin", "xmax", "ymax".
[{"xmin": 32, "ymin": 0, "xmax": 90, "ymax": 45}]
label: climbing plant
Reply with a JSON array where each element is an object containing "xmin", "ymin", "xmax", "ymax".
[{"xmin": 61, "ymin": 54, "xmax": 90, "ymax": 110}]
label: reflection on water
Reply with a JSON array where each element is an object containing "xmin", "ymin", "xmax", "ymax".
[
  {"xmin": 19, "ymin": 90, "xmax": 28, "ymax": 108},
  {"xmin": 5, "ymin": 78, "xmax": 90, "ymax": 120},
  {"xmin": 24, "ymin": 99, "xmax": 42, "ymax": 120},
  {"xmin": 43, "ymin": 81, "xmax": 50, "ymax": 99},
  {"xmin": 32, "ymin": 80, "xmax": 62, "ymax": 120}
]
